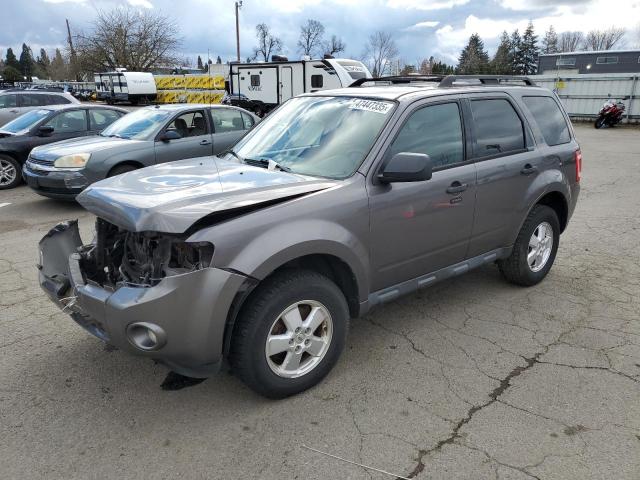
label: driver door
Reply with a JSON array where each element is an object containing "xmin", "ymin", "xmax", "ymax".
[
  {"xmin": 367, "ymin": 100, "xmax": 477, "ymax": 291},
  {"xmin": 154, "ymin": 109, "xmax": 214, "ymax": 164}
]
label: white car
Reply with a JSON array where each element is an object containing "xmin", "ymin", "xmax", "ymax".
[{"xmin": 0, "ymin": 90, "xmax": 80, "ymax": 127}]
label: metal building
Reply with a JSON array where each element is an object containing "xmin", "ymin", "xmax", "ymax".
[{"xmin": 538, "ymin": 50, "xmax": 640, "ymax": 75}]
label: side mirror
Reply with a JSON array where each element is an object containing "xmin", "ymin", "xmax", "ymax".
[
  {"xmin": 378, "ymin": 152, "xmax": 433, "ymax": 184},
  {"xmin": 160, "ymin": 130, "xmax": 182, "ymax": 142},
  {"xmin": 37, "ymin": 125, "xmax": 54, "ymax": 137}
]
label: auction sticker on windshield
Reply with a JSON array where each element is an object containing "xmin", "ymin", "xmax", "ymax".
[{"xmin": 348, "ymin": 99, "xmax": 393, "ymax": 114}]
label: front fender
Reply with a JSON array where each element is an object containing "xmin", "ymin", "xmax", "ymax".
[{"xmin": 189, "ymin": 218, "xmax": 370, "ymax": 301}]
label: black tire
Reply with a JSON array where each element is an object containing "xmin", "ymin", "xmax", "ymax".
[
  {"xmin": 594, "ymin": 117, "xmax": 606, "ymax": 129},
  {"xmin": 0, "ymin": 155, "xmax": 22, "ymax": 190},
  {"xmin": 498, "ymin": 205, "xmax": 560, "ymax": 287},
  {"xmin": 229, "ymin": 270, "xmax": 349, "ymax": 398},
  {"xmin": 107, "ymin": 164, "xmax": 138, "ymax": 178}
]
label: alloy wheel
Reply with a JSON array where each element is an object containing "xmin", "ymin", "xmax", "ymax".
[
  {"xmin": 528, "ymin": 221, "xmax": 553, "ymax": 272},
  {"xmin": 0, "ymin": 159, "xmax": 17, "ymax": 186}
]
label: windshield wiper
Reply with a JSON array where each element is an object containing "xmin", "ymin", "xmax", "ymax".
[
  {"xmin": 219, "ymin": 149, "xmax": 242, "ymax": 161},
  {"xmin": 245, "ymin": 157, "xmax": 292, "ymax": 173}
]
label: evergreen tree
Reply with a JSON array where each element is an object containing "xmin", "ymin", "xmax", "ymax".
[
  {"xmin": 541, "ymin": 25, "xmax": 558, "ymax": 54},
  {"xmin": 2, "ymin": 66, "xmax": 21, "ymax": 83},
  {"xmin": 457, "ymin": 33, "xmax": 490, "ymax": 74},
  {"xmin": 49, "ymin": 48, "xmax": 68, "ymax": 81},
  {"xmin": 509, "ymin": 30, "xmax": 523, "ymax": 74},
  {"xmin": 491, "ymin": 31, "xmax": 513, "ymax": 74},
  {"xmin": 35, "ymin": 48, "xmax": 51, "ymax": 79},
  {"xmin": 197, "ymin": 55, "xmax": 204, "ymax": 70},
  {"xmin": 216, "ymin": 55, "xmax": 222, "ymax": 64},
  {"xmin": 520, "ymin": 21, "xmax": 539, "ymax": 75},
  {"xmin": 19, "ymin": 44, "xmax": 35, "ymax": 80},
  {"xmin": 5, "ymin": 48, "xmax": 19, "ymax": 70}
]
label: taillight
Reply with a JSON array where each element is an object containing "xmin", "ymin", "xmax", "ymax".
[{"xmin": 575, "ymin": 149, "xmax": 582, "ymax": 183}]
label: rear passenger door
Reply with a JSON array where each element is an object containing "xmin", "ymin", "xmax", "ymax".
[
  {"xmin": 464, "ymin": 94, "xmax": 540, "ymax": 258},
  {"xmin": 368, "ymin": 100, "xmax": 477, "ymax": 291},
  {"xmin": 210, "ymin": 107, "xmax": 254, "ymax": 154},
  {"xmin": 154, "ymin": 109, "xmax": 214, "ymax": 164}
]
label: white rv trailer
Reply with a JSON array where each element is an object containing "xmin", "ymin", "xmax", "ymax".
[
  {"xmin": 94, "ymin": 70, "xmax": 157, "ymax": 104},
  {"xmin": 229, "ymin": 57, "xmax": 371, "ymax": 114}
]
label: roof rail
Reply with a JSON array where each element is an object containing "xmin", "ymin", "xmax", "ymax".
[
  {"xmin": 438, "ymin": 75, "xmax": 536, "ymax": 87},
  {"xmin": 349, "ymin": 75, "xmax": 444, "ymax": 87}
]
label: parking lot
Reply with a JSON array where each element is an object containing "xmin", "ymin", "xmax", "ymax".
[{"xmin": 0, "ymin": 124, "xmax": 638, "ymax": 479}]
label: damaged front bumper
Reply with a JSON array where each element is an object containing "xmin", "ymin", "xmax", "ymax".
[{"xmin": 38, "ymin": 221, "xmax": 248, "ymax": 377}]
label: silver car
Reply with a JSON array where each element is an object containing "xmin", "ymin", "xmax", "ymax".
[
  {"xmin": 23, "ymin": 104, "xmax": 259, "ymax": 199},
  {"xmin": 0, "ymin": 90, "xmax": 80, "ymax": 127}
]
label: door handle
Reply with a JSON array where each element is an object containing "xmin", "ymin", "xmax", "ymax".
[
  {"xmin": 199, "ymin": 140, "xmax": 212, "ymax": 146},
  {"xmin": 9, "ymin": 109, "xmax": 19, "ymax": 113},
  {"xmin": 446, "ymin": 181, "xmax": 468, "ymax": 194},
  {"xmin": 520, "ymin": 164, "xmax": 538, "ymax": 175}
]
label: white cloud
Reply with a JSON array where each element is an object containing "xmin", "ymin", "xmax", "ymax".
[
  {"xmin": 128, "ymin": 0, "xmax": 154, "ymax": 8},
  {"xmin": 387, "ymin": 0, "xmax": 469, "ymax": 10},
  {"xmin": 406, "ymin": 20, "xmax": 440, "ymax": 30},
  {"xmin": 43, "ymin": 0, "xmax": 86, "ymax": 3}
]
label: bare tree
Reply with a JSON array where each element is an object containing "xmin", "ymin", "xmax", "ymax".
[
  {"xmin": 363, "ymin": 31, "xmax": 398, "ymax": 77},
  {"xmin": 298, "ymin": 19, "xmax": 325, "ymax": 57},
  {"xmin": 252, "ymin": 23, "xmax": 283, "ymax": 62},
  {"xmin": 558, "ymin": 31, "xmax": 584, "ymax": 52},
  {"xmin": 583, "ymin": 27, "xmax": 626, "ymax": 51},
  {"xmin": 322, "ymin": 35, "xmax": 346, "ymax": 56},
  {"xmin": 74, "ymin": 7, "xmax": 180, "ymax": 73}
]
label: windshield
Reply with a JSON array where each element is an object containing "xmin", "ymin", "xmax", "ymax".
[
  {"xmin": 100, "ymin": 108, "xmax": 173, "ymax": 140},
  {"xmin": 231, "ymin": 96, "xmax": 394, "ymax": 179},
  {"xmin": 1, "ymin": 109, "xmax": 51, "ymax": 134}
]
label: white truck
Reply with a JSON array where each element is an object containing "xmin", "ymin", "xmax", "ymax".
[
  {"xmin": 94, "ymin": 70, "xmax": 157, "ymax": 105},
  {"xmin": 228, "ymin": 57, "xmax": 371, "ymax": 115}
]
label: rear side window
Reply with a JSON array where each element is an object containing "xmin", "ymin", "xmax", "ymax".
[
  {"xmin": 522, "ymin": 96, "xmax": 570, "ymax": 146},
  {"xmin": 241, "ymin": 112, "xmax": 255, "ymax": 129},
  {"xmin": 388, "ymin": 102, "xmax": 464, "ymax": 168},
  {"xmin": 89, "ymin": 109, "xmax": 124, "ymax": 130},
  {"xmin": 22, "ymin": 94, "xmax": 46, "ymax": 107},
  {"xmin": 311, "ymin": 75, "xmax": 323, "ymax": 89},
  {"xmin": 211, "ymin": 109, "xmax": 245, "ymax": 133},
  {"xmin": 470, "ymin": 99, "xmax": 525, "ymax": 156},
  {"xmin": 46, "ymin": 94, "xmax": 71, "ymax": 105}
]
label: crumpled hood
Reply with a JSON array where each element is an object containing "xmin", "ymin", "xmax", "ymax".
[
  {"xmin": 77, "ymin": 157, "xmax": 340, "ymax": 233},
  {"xmin": 31, "ymin": 136, "xmax": 144, "ymax": 160}
]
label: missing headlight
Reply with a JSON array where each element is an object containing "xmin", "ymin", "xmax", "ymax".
[{"xmin": 81, "ymin": 218, "xmax": 214, "ymax": 288}]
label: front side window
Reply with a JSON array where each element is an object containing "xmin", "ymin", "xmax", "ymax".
[
  {"xmin": 388, "ymin": 102, "xmax": 464, "ymax": 168},
  {"xmin": 212, "ymin": 108, "xmax": 245, "ymax": 133},
  {"xmin": 556, "ymin": 57, "xmax": 576, "ymax": 66},
  {"xmin": 43, "ymin": 110, "xmax": 87, "ymax": 133},
  {"xmin": 231, "ymin": 96, "xmax": 395, "ymax": 179},
  {"xmin": 166, "ymin": 110, "xmax": 208, "ymax": 137},
  {"xmin": 522, "ymin": 96, "xmax": 571, "ymax": 146},
  {"xmin": 0, "ymin": 94, "xmax": 17, "ymax": 108},
  {"xmin": 101, "ymin": 108, "xmax": 173, "ymax": 140},
  {"xmin": 470, "ymin": 99, "xmax": 525, "ymax": 156},
  {"xmin": 596, "ymin": 56, "xmax": 618, "ymax": 64}
]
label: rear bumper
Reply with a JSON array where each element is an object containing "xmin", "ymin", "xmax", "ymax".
[{"xmin": 38, "ymin": 221, "xmax": 247, "ymax": 377}]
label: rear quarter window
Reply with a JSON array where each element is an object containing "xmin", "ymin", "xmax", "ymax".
[{"xmin": 522, "ymin": 96, "xmax": 571, "ymax": 146}]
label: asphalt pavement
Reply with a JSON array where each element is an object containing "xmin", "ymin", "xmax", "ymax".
[{"xmin": 1, "ymin": 124, "xmax": 638, "ymax": 479}]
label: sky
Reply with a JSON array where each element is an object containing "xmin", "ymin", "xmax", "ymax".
[{"xmin": 1, "ymin": 0, "xmax": 639, "ymax": 67}]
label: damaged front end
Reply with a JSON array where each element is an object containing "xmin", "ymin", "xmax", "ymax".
[{"xmin": 38, "ymin": 219, "xmax": 245, "ymax": 377}]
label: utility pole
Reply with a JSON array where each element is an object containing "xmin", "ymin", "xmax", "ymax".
[
  {"xmin": 66, "ymin": 19, "xmax": 78, "ymax": 81},
  {"xmin": 235, "ymin": 1, "xmax": 243, "ymax": 62}
]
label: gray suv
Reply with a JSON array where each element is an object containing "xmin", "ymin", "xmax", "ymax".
[
  {"xmin": 0, "ymin": 90, "xmax": 80, "ymax": 126},
  {"xmin": 37, "ymin": 76, "xmax": 581, "ymax": 398}
]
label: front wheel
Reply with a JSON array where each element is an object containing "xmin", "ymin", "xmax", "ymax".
[
  {"xmin": 229, "ymin": 270, "xmax": 349, "ymax": 398},
  {"xmin": 498, "ymin": 205, "xmax": 560, "ymax": 286},
  {"xmin": 0, "ymin": 155, "xmax": 21, "ymax": 190}
]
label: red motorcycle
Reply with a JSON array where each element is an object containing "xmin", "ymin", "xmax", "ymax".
[{"xmin": 595, "ymin": 99, "xmax": 626, "ymax": 129}]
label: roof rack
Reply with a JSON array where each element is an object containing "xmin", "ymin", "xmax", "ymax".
[
  {"xmin": 438, "ymin": 75, "xmax": 536, "ymax": 87},
  {"xmin": 350, "ymin": 74, "xmax": 537, "ymax": 88},
  {"xmin": 349, "ymin": 75, "xmax": 444, "ymax": 87}
]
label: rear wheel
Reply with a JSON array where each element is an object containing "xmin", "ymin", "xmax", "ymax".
[
  {"xmin": 498, "ymin": 205, "xmax": 560, "ymax": 286},
  {"xmin": 0, "ymin": 155, "xmax": 21, "ymax": 190},
  {"xmin": 229, "ymin": 270, "xmax": 349, "ymax": 398},
  {"xmin": 594, "ymin": 116, "xmax": 606, "ymax": 129}
]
